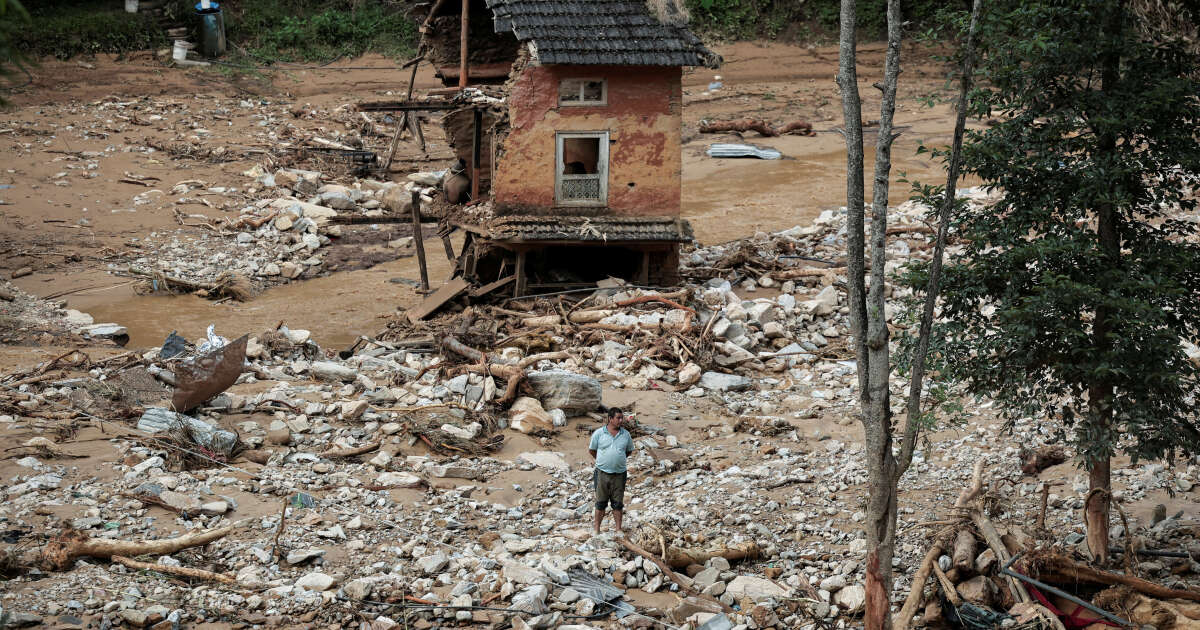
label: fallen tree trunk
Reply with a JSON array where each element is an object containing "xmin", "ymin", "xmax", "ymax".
[
  {"xmin": 699, "ymin": 118, "xmax": 778, "ymax": 136},
  {"xmin": 111, "ymin": 555, "xmax": 235, "ymax": 584},
  {"xmin": 656, "ymin": 541, "xmax": 761, "ymax": 570},
  {"xmin": 1035, "ymin": 551, "xmax": 1200, "ymax": 602},
  {"xmin": 25, "ymin": 524, "xmax": 239, "ymax": 571}
]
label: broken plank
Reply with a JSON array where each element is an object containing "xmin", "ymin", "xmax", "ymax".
[
  {"xmin": 407, "ymin": 277, "xmax": 470, "ymax": 323},
  {"xmin": 469, "ymin": 275, "xmax": 514, "ymax": 298}
]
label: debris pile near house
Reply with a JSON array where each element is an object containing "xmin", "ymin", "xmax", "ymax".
[{"xmin": 896, "ymin": 461, "xmax": 1200, "ymax": 630}]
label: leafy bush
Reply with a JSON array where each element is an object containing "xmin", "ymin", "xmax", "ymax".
[
  {"xmin": 14, "ymin": 0, "xmax": 164, "ymax": 59},
  {"xmin": 228, "ymin": 0, "xmax": 417, "ymax": 62},
  {"xmin": 8, "ymin": 0, "xmax": 416, "ymax": 63}
]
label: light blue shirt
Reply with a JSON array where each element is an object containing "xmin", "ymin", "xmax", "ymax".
[{"xmin": 589, "ymin": 426, "xmax": 633, "ymax": 474}]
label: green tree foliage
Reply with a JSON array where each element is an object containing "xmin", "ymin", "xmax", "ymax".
[
  {"xmin": 230, "ymin": 0, "xmax": 416, "ymax": 62},
  {"xmin": 927, "ymin": 0, "xmax": 1200, "ymax": 554},
  {"xmin": 684, "ymin": 0, "xmax": 943, "ymax": 40},
  {"xmin": 0, "ymin": 0, "xmax": 30, "ymax": 102}
]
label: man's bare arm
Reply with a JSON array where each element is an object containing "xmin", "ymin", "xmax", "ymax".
[{"xmin": 589, "ymin": 449, "xmax": 597, "ymax": 460}]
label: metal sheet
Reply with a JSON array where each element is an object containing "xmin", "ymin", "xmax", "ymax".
[{"xmin": 706, "ymin": 143, "xmax": 783, "ymax": 160}]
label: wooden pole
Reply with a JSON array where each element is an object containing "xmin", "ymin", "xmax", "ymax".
[
  {"xmin": 384, "ymin": 55, "xmax": 423, "ymax": 171},
  {"xmin": 471, "ymin": 107, "xmax": 482, "ymax": 200},
  {"xmin": 458, "ymin": 0, "xmax": 469, "ymax": 89},
  {"xmin": 411, "ymin": 191, "xmax": 430, "ymax": 291},
  {"xmin": 514, "ymin": 250, "xmax": 526, "ymax": 297}
]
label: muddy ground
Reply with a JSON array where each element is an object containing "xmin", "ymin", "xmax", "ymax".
[
  {"xmin": 0, "ymin": 41, "xmax": 1195, "ymax": 630},
  {"xmin": 0, "ymin": 41, "xmax": 966, "ymax": 350}
]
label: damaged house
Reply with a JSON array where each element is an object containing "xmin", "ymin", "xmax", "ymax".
[{"xmin": 401, "ymin": 0, "xmax": 719, "ymax": 309}]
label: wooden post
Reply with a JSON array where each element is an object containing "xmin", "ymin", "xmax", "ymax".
[
  {"xmin": 458, "ymin": 0, "xmax": 469, "ymax": 89},
  {"xmin": 410, "ymin": 191, "xmax": 429, "ymax": 291},
  {"xmin": 514, "ymin": 250, "xmax": 527, "ymax": 297},
  {"xmin": 471, "ymin": 107, "xmax": 482, "ymax": 201},
  {"xmin": 441, "ymin": 235, "xmax": 455, "ymax": 261},
  {"xmin": 384, "ymin": 55, "xmax": 423, "ymax": 171}
]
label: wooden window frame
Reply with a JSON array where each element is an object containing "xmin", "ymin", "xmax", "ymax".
[
  {"xmin": 558, "ymin": 78, "xmax": 608, "ymax": 107},
  {"xmin": 555, "ymin": 131, "xmax": 609, "ymax": 207}
]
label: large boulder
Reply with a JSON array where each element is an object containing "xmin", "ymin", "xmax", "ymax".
[{"xmin": 526, "ymin": 371, "xmax": 601, "ymax": 413}]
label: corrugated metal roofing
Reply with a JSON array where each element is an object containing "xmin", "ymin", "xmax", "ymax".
[{"xmin": 485, "ymin": 0, "xmax": 720, "ymax": 67}]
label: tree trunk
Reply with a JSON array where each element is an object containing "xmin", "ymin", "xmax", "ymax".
[
  {"xmin": 898, "ymin": 0, "xmax": 983, "ymax": 475},
  {"xmin": 836, "ymin": 0, "xmax": 868, "ymax": 397},
  {"xmin": 864, "ymin": 0, "xmax": 904, "ymax": 627},
  {"xmin": 1085, "ymin": 0, "xmax": 1124, "ymax": 567},
  {"xmin": 840, "ymin": 0, "xmax": 904, "ymax": 626}
]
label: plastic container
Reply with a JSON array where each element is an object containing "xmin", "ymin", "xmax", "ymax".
[
  {"xmin": 172, "ymin": 40, "xmax": 189, "ymax": 62},
  {"xmin": 194, "ymin": 1, "xmax": 226, "ymax": 57}
]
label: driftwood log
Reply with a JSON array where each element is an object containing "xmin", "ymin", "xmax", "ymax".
[
  {"xmin": 1032, "ymin": 550, "xmax": 1200, "ymax": 602},
  {"xmin": 952, "ymin": 528, "xmax": 978, "ymax": 573},
  {"xmin": 322, "ymin": 440, "xmax": 381, "ymax": 458},
  {"xmin": 894, "ymin": 544, "xmax": 944, "ymax": 630},
  {"xmin": 699, "ymin": 118, "xmax": 814, "ymax": 137},
  {"xmin": 111, "ymin": 555, "xmax": 235, "ymax": 584},
  {"xmin": 22, "ymin": 524, "xmax": 238, "ymax": 571}
]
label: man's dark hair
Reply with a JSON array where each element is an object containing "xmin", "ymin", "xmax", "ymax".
[{"xmin": 608, "ymin": 407, "xmax": 624, "ymax": 418}]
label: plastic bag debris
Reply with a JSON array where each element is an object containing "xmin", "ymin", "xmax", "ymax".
[
  {"xmin": 137, "ymin": 407, "xmax": 239, "ymax": 457},
  {"xmin": 197, "ymin": 324, "xmax": 229, "ymax": 354},
  {"xmin": 160, "ymin": 330, "xmax": 189, "ymax": 360}
]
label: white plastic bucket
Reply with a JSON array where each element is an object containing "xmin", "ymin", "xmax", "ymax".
[
  {"xmin": 173, "ymin": 40, "xmax": 188, "ymax": 61},
  {"xmin": 125, "ymin": 0, "xmax": 139, "ymax": 13}
]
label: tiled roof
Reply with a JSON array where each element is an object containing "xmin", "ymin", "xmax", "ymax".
[
  {"xmin": 486, "ymin": 0, "xmax": 720, "ymax": 67},
  {"xmin": 489, "ymin": 215, "xmax": 695, "ymax": 242}
]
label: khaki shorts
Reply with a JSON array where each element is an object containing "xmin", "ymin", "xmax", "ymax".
[{"xmin": 593, "ymin": 469, "xmax": 627, "ymax": 511}]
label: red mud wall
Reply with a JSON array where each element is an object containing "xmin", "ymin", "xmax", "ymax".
[{"xmin": 493, "ymin": 64, "xmax": 683, "ymax": 216}]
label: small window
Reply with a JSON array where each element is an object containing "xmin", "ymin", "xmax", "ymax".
[
  {"xmin": 556, "ymin": 132, "xmax": 608, "ymax": 206},
  {"xmin": 559, "ymin": 79, "xmax": 607, "ymax": 106}
]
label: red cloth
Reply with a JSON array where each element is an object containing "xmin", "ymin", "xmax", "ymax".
[{"xmin": 1025, "ymin": 583, "xmax": 1120, "ymax": 629}]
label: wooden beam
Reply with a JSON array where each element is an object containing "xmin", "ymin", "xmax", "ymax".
[
  {"xmin": 514, "ymin": 250, "xmax": 527, "ymax": 297},
  {"xmin": 410, "ymin": 191, "xmax": 429, "ymax": 291},
  {"xmin": 471, "ymin": 106, "xmax": 483, "ymax": 201},
  {"xmin": 459, "ymin": 0, "xmax": 469, "ymax": 89},
  {"xmin": 357, "ymin": 101, "xmax": 461, "ymax": 112}
]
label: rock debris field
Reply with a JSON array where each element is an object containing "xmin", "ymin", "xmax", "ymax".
[
  {"xmin": 1, "ymin": 48, "xmax": 1199, "ymax": 630},
  {"xmin": 1, "ymin": 178, "xmax": 1198, "ymax": 630}
]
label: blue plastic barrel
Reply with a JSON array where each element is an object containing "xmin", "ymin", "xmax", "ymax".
[{"xmin": 194, "ymin": 2, "xmax": 226, "ymax": 57}]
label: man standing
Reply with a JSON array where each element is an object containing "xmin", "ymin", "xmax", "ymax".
[{"xmin": 589, "ymin": 407, "xmax": 633, "ymax": 535}]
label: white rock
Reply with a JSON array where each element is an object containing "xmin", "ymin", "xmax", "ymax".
[
  {"xmin": 296, "ymin": 572, "xmax": 335, "ymax": 591},
  {"xmin": 517, "ymin": 451, "xmax": 569, "ymax": 473},
  {"xmin": 375, "ymin": 472, "xmax": 422, "ymax": 488},
  {"xmin": 833, "ymin": 584, "xmax": 866, "ymax": 613},
  {"xmin": 726, "ymin": 576, "xmax": 788, "ymax": 602},
  {"xmin": 311, "ymin": 361, "xmax": 357, "ymax": 382}
]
